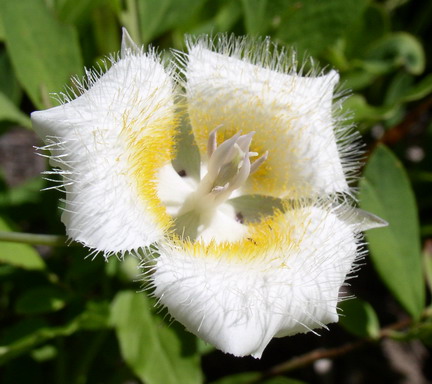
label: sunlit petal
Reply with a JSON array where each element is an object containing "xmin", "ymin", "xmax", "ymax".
[
  {"xmin": 32, "ymin": 41, "xmax": 177, "ymax": 254},
  {"xmin": 151, "ymin": 205, "xmax": 359, "ymax": 358},
  {"xmin": 185, "ymin": 38, "xmax": 356, "ymax": 199}
]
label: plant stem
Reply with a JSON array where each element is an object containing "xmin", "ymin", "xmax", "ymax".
[
  {"xmin": 263, "ymin": 339, "xmax": 368, "ymax": 379},
  {"xmin": 0, "ymin": 231, "xmax": 69, "ymax": 246}
]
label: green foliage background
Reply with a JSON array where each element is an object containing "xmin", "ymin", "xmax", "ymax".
[{"xmin": 0, "ymin": 0, "xmax": 431, "ymax": 383}]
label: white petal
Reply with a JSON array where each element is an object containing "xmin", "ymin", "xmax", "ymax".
[
  {"xmin": 32, "ymin": 44, "xmax": 177, "ymax": 254},
  {"xmin": 185, "ymin": 40, "xmax": 353, "ymax": 199},
  {"xmin": 157, "ymin": 163, "xmax": 197, "ymax": 217},
  {"xmin": 195, "ymin": 203, "xmax": 248, "ymax": 243},
  {"xmin": 151, "ymin": 205, "xmax": 358, "ymax": 357}
]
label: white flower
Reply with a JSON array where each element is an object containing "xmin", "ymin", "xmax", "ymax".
[{"xmin": 31, "ymin": 29, "xmax": 386, "ymax": 358}]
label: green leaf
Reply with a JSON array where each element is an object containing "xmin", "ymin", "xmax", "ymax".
[
  {"xmin": 276, "ymin": 0, "xmax": 368, "ymax": 56},
  {"xmin": 0, "ymin": 177, "xmax": 45, "ymax": 208},
  {"xmin": 76, "ymin": 300, "xmax": 111, "ymax": 330},
  {"xmin": 178, "ymin": 0, "xmax": 242, "ymax": 39},
  {"xmin": 213, "ymin": 1, "xmax": 242, "ymax": 32},
  {"xmin": 401, "ymin": 74, "xmax": 432, "ymax": 102},
  {"xmin": 390, "ymin": 315, "xmax": 432, "ymax": 347},
  {"xmin": 423, "ymin": 241, "xmax": 432, "ymax": 295},
  {"xmin": 0, "ymin": 318, "xmax": 77, "ymax": 364},
  {"xmin": 241, "ymin": 0, "xmax": 269, "ymax": 35},
  {"xmin": 110, "ymin": 291, "xmax": 202, "ymax": 384},
  {"xmin": 0, "ymin": 91, "xmax": 31, "ymax": 128},
  {"xmin": 341, "ymin": 69, "xmax": 377, "ymax": 91},
  {"xmin": 342, "ymin": 94, "xmax": 398, "ymax": 125},
  {"xmin": 0, "ymin": 217, "xmax": 45, "ymax": 270},
  {"xmin": 0, "ymin": 0, "xmax": 83, "ymax": 109},
  {"xmin": 339, "ymin": 298, "xmax": 380, "ymax": 338},
  {"xmin": 30, "ymin": 344, "xmax": 57, "ymax": 362},
  {"xmin": 134, "ymin": 0, "xmax": 206, "ymax": 44},
  {"xmin": 359, "ymin": 145, "xmax": 424, "ymax": 318},
  {"xmin": 0, "ymin": 318, "xmax": 48, "ymax": 346},
  {"xmin": 92, "ymin": 4, "xmax": 121, "ymax": 56},
  {"xmin": 0, "ymin": 12, "xmax": 4, "ymax": 41},
  {"xmin": 15, "ymin": 286, "xmax": 68, "ymax": 314},
  {"xmin": 0, "ymin": 51, "xmax": 23, "ymax": 105},
  {"xmin": 365, "ymin": 32, "xmax": 425, "ymax": 75},
  {"xmin": 384, "ymin": 72, "xmax": 414, "ymax": 106},
  {"xmin": 343, "ymin": 4, "xmax": 390, "ymax": 60},
  {"xmin": 55, "ymin": 0, "xmax": 107, "ymax": 24},
  {"xmin": 0, "ymin": 301, "xmax": 111, "ymax": 364},
  {"xmin": 197, "ymin": 337, "xmax": 214, "ymax": 355},
  {"xmin": 407, "ymin": 321, "xmax": 432, "ymax": 346},
  {"xmin": 353, "ymin": 58, "xmax": 398, "ymax": 76}
]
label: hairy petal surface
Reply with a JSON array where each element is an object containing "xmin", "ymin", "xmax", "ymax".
[
  {"xmin": 184, "ymin": 38, "xmax": 355, "ymax": 199},
  {"xmin": 151, "ymin": 205, "xmax": 360, "ymax": 358},
  {"xmin": 32, "ymin": 47, "xmax": 177, "ymax": 254}
]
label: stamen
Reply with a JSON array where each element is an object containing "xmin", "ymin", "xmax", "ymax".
[
  {"xmin": 227, "ymin": 151, "xmax": 251, "ymax": 191},
  {"xmin": 207, "ymin": 125, "xmax": 223, "ymax": 158},
  {"xmin": 250, "ymin": 151, "xmax": 268, "ymax": 174},
  {"xmin": 204, "ymin": 129, "xmax": 267, "ymax": 200},
  {"xmin": 206, "ymin": 131, "xmax": 242, "ymax": 179},
  {"xmin": 236, "ymin": 131, "xmax": 255, "ymax": 153}
]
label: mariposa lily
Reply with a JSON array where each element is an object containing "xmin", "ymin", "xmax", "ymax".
[{"xmin": 32, "ymin": 30, "xmax": 386, "ymax": 358}]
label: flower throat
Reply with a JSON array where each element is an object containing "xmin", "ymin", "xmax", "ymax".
[{"xmin": 172, "ymin": 127, "xmax": 268, "ymax": 241}]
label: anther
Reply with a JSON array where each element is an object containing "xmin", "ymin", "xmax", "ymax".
[{"xmin": 250, "ymin": 151, "xmax": 268, "ymax": 174}]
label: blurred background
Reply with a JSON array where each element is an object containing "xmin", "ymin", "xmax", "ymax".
[{"xmin": 0, "ymin": 0, "xmax": 431, "ymax": 383}]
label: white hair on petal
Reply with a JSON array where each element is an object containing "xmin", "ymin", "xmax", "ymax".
[
  {"xmin": 32, "ymin": 41, "xmax": 177, "ymax": 258},
  {"xmin": 172, "ymin": 34, "xmax": 363, "ymax": 203}
]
